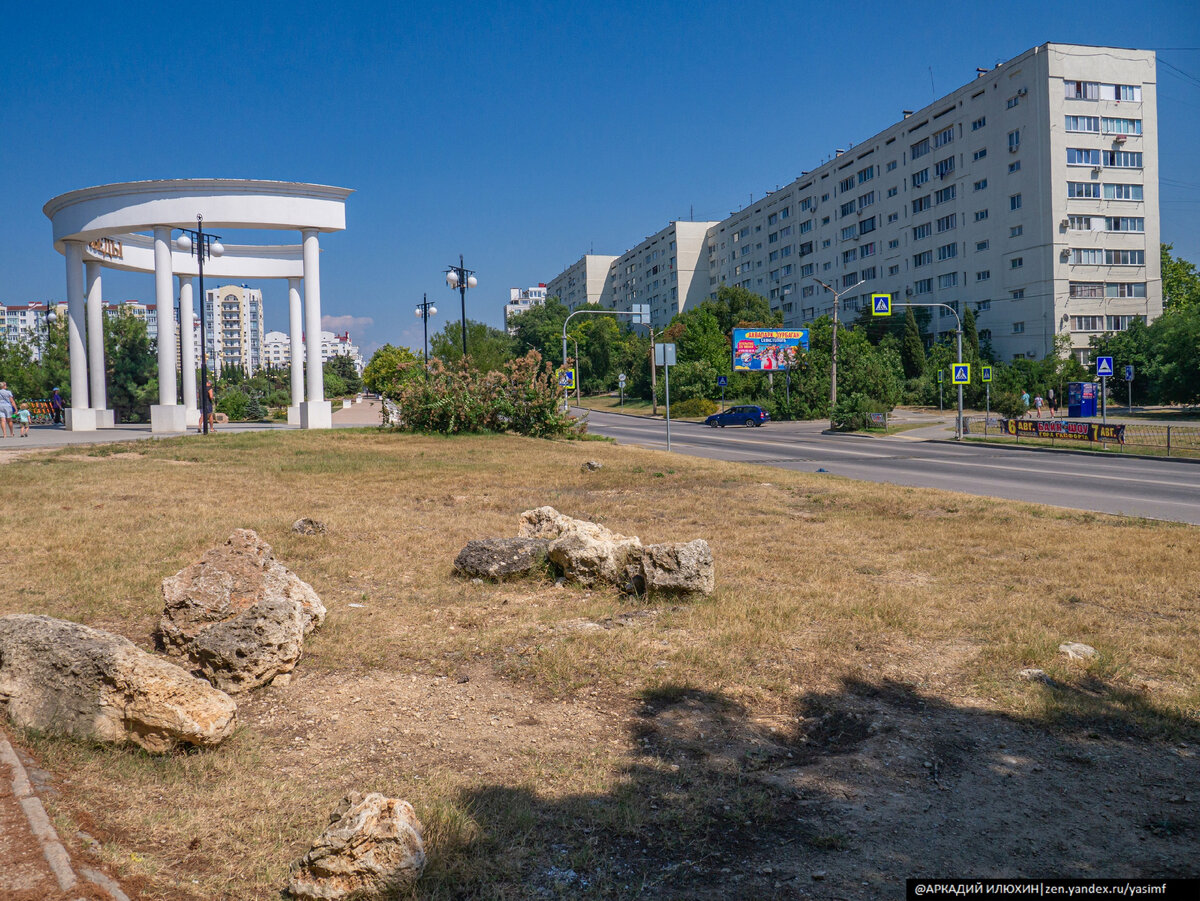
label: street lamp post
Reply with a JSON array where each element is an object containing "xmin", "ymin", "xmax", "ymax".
[
  {"xmin": 444, "ymin": 255, "xmax": 477, "ymax": 362},
  {"xmin": 175, "ymin": 215, "xmax": 224, "ymax": 435},
  {"xmin": 571, "ymin": 336, "xmax": 582, "ymax": 406},
  {"xmin": 813, "ymin": 277, "xmax": 865, "ymax": 431},
  {"xmin": 414, "ymin": 293, "xmax": 437, "ymax": 379}
]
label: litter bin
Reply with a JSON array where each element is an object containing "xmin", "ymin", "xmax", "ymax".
[{"xmin": 1067, "ymin": 381, "xmax": 1097, "ymax": 418}]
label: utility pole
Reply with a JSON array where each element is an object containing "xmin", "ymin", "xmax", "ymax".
[
  {"xmin": 649, "ymin": 326, "xmax": 658, "ymax": 416},
  {"xmin": 813, "ymin": 277, "xmax": 865, "ymax": 430}
]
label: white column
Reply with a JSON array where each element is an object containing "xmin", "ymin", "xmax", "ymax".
[
  {"xmin": 84, "ymin": 262, "xmax": 113, "ymax": 427},
  {"xmin": 300, "ymin": 228, "xmax": 331, "ymax": 428},
  {"xmin": 150, "ymin": 226, "xmax": 185, "ymax": 432},
  {"xmin": 63, "ymin": 241, "xmax": 96, "ymax": 430},
  {"xmin": 287, "ymin": 276, "xmax": 304, "ymax": 425},
  {"xmin": 179, "ymin": 277, "xmax": 199, "ymax": 427}
]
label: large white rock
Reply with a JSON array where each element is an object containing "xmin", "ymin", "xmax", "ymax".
[
  {"xmin": 287, "ymin": 792, "xmax": 426, "ymax": 900},
  {"xmin": 158, "ymin": 529, "xmax": 326, "ymax": 693},
  {"xmin": 519, "ymin": 506, "xmax": 643, "ymax": 587},
  {"xmin": 0, "ymin": 614, "xmax": 236, "ymax": 753},
  {"xmin": 635, "ymin": 539, "xmax": 715, "ymax": 596}
]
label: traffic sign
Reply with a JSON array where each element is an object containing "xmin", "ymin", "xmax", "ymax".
[
  {"xmin": 871, "ymin": 293, "xmax": 892, "ymax": 316},
  {"xmin": 937, "ymin": 369, "xmax": 944, "ymax": 383},
  {"xmin": 952, "ymin": 363, "xmax": 971, "ymax": 385},
  {"xmin": 558, "ymin": 368, "xmax": 575, "ymax": 389},
  {"xmin": 717, "ymin": 375, "xmax": 728, "ymax": 387},
  {"xmin": 654, "ymin": 343, "xmax": 677, "ymax": 366},
  {"xmin": 1096, "ymin": 356, "xmax": 1114, "ymax": 377},
  {"xmin": 1124, "ymin": 364, "xmax": 1134, "ymax": 381},
  {"xmin": 618, "ymin": 373, "xmax": 627, "ymax": 384},
  {"xmin": 981, "ymin": 365, "xmax": 993, "ymax": 383}
]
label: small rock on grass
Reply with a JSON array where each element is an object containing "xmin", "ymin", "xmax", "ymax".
[
  {"xmin": 581, "ymin": 460, "xmax": 603, "ymax": 472},
  {"xmin": 292, "ymin": 518, "xmax": 327, "ymax": 535},
  {"xmin": 453, "ymin": 537, "xmax": 551, "ymax": 580},
  {"xmin": 1059, "ymin": 642, "xmax": 1097, "ymax": 661}
]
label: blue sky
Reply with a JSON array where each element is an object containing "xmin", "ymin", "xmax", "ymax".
[{"xmin": 2, "ymin": 0, "xmax": 1198, "ymax": 356}]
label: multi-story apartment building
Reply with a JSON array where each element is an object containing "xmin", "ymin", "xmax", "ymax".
[
  {"xmin": 203, "ymin": 284, "xmax": 265, "ymax": 375},
  {"xmin": 546, "ymin": 43, "xmax": 1160, "ymax": 363},
  {"xmin": 262, "ymin": 329, "xmax": 365, "ymax": 374},
  {"xmin": 1, "ymin": 302, "xmax": 68, "ymax": 357},
  {"xmin": 545, "ymin": 254, "xmax": 617, "ymax": 310},
  {"xmin": 606, "ymin": 221, "xmax": 718, "ymax": 325},
  {"xmin": 504, "ymin": 285, "xmax": 549, "ymax": 332}
]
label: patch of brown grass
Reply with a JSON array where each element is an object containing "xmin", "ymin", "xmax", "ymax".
[{"xmin": 1, "ymin": 428, "xmax": 1197, "ymax": 898}]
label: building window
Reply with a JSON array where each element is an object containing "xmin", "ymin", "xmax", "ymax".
[
  {"xmin": 1103, "ymin": 150, "xmax": 1143, "ymax": 168},
  {"xmin": 1107, "ymin": 314, "xmax": 1146, "ymax": 331},
  {"xmin": 1102, "ymin": 118, "xmax": 1142, "ymax": 135},
  {"xmin": 888, "ymin": 239, "xmax": 900, "ymax": 249},
  {"xmin": 1105, "ymin": 216, "xmax": 1144, "ymax": 232},
  {"xmin": 973, "ymin": 148, "xmax": 987, "ymax": 161},
  {"xmin": 1067, "ymin": 148, "xmax": 1102, "ymax": 166},
  {"xmin": 914, "ymin": 278, "xmax": 932, "ymax": 295},
  {"xmin": 861, "ymin": 266, "xmax": 877, "ymax": 280},
  {"xmin": 975, "ymin": 209, "xmax": 989, "ymax": 222},
  {"xmin": 888, "ymin": 265, "xmax": 900, "ymax": 275},
  {"xmin": 859, "ymin": 217, "xmax": 876, "ymax": 235},
  {"xmin": 886, "ymin": 161, "xmax": 897, "ymax": 172},
  {"xmin": 841, "ymin": 225, "xmax": 857, "ymax": 240},
  {"xmin": 913, "ymin": 168, "xmax": 930, "ymax": 188},
  {"xmin": 887, "ymin": 212, "xmax": 899, "ymax": 223},
  {"xmin": 858, "ymin": 191, "xmax": 875, "ymax": 209},
  {"xmin": 937, "ymin": 213, "xmax": 957, "ymax": 232},
  {"xmin": 1068, "ymin": 182, "xmax": 1101, "ymax": 199},
  {"xmin": 934, "ymin": 156, "xmax": 955, "ymax": 178},
  {"xmin": 802, "ymin": 285, "xmax": 814, "ymax": 298},
  {"xmin": 913, "ymin": 223, "xmax": 932, "ymax": 240},
  {"xmin": 1007, "ymin": 95, "xmax": 1020, "ymax": 109},
  {"xmin": 974, "ymin": 178, "xmax": 988, "ymax": 191},
  {"xmin": 972, "ymin": 116, "xmax": 986, "ymax": 130},
  {"xmin": 800, "ymin": 219, "xmax": 813, "ymax": 233},
  {"xmin": 1065, "ymin": 80, "xmax": 1100, "ymax": 100},
  {"xmin": 1105, "ymin": 249, "xmax": 1144, "ymax": 265},
  {"xmin": 1069, "ymin": 282, "xmax": 1104, "ymax": 298},
  {"xmin": 841, "ymin": 201, "xmax": 855, "ymax": 217},
  {"xmin": 1066, "ymin": 115, "xmax": 1100, "ymax": 133},
  {"xmin": 1106, "ymin": 282, "xmax": 1147, "ymax": 298},
  {"xmin": 976, "ymin": 270, "xmax": 990, "ymax": 281},
  {"xmin": 911, "ymin": 137, "xmax": 930, "ymax": 159},
  {"xmin": 781, "ymin": 207, "xmax": 791, "ymax": 219},
  {"xmin": 937, "ymin": 243, "xmax": 958, "ymax": 261},
  {"xmin": 938, "ymin": 272, "xmax": 958, "ymax": 289},
  {"xmin": 842, "ymin": 249, "xmax": 858, "ymax": 264},
  {"xmin": 1068, "ymin": 215, "xmax": 1097, "ymax": 230},
  {"xmin": 861, "ymin": 242, "xmax": 876, "ymax": 257},
  {"xmin": 1103, "ymin": 183, "xmax": 1143, "ymax": 201},
  {"xmin": 913, "ymin": 250, "xmax": 932, "ymax": 268},
  {"xmin": 858, "ymin": 166, "xmax": 875, "ymax": 184},
  {"xmin": 887, "ymin": 186, "xmax": 898, "ymax": 198},
  {"xmin": 801, "ymin": 262, "xmax": 813, "ymax": 276},
  {"xmin": 842, "ymin": 273, "xmax": 859, "ymax": 288},
  {"xmin": 1071, "ymin": 316, "xmax": 1104, "ymax": 331},
  {"xmin": 1011, "ymin": 257, "xmax": 1024, "ymax": 269},
  {"xmin": 1012, "ymin": 321, "xmax": 1025, "ymax": 333},
  {"xmin": 839, "ymin": 176, "xmax": 855, "ymax": 193},
  {"xmin": 1008, "ymin": 161, "xmax": 1021, "ymax": 173},
  {"xmin": 1069, "ymin": 248, "xmax": 1104, "ymax": 264},
  {"xmin": 934, "ymin": 125, "xmax": 954, "ymax": 147},
  {"xmin": 976, "ymin": 240, "xmax": 990, "ymax": 251},
  {"xmin": 913, "ymin": 195, "xmax": 931, "ymax": 213},
  {"xmin": 1010, "ymin": 194, "xmax": 1022, "ymax": 211}
]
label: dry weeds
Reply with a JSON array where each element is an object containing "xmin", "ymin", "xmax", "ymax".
[{"xmin": 0, "ymin": 429, "xmax": 1196, "ymax": 899}]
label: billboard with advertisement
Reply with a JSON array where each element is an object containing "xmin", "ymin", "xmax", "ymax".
[{"xmin": 732, "ymin": 329, "xmax": 810, "ymax": 371}]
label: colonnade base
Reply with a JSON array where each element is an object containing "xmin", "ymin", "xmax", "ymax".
[
  {"xmin": 287, "ymin": 404, "xmax": 301, "ymax": 426},
  {"xmin": 185, "ymin": 408, "xmax": 201, "ymax": 428},
  {"xmin": 64, "ymin": 408, "xmax": 97, "ymax": 431},
  {"xmin": 150, "ymin": 404, "xmax": 188, "ymax": 434},
  {"xmin": 299, "ymin": 401, "xmax": 332, "ymax": 430},
  {"xmin": 94, "ymin": 409, "xmax": 115, "ymax": 429}
]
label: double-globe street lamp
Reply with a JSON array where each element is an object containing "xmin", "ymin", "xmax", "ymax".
[
  {"xmin": 414, "ymin": 293, "xmax": 437, "ymax": 379},
  {"xmin": 444, "ymin": 256, "xmax": 477, "ymax": 361},
  {"xmin": 175, "ymin": 215, "xmax": 224, "ymax": 435}
]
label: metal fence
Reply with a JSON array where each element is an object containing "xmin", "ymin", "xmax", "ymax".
[{"xmin": 963, "ymin": 416, "xmax": 1200, "ymax": 458}]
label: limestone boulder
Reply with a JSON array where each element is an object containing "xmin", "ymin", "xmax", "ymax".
[
  {"xmin": 634, "ymin": 540, "xmax": 715, "ymax": 596},
  {"xmin": 287, "ymin": 792, "xmax": 426, "ymax": 900},
  {"xmin": 158, "ymin": 529, "xmax": 326, "ymax": 693},
  {"xmin": 519, "ymin": 506, "xmax": 642, "ymax": 587},
  {"xmin": 292, "ymin": 518, "xmax": 327, "ymax": 536},
  {"xmin": 453, "ymin": 537, "xmax": 550, "ymax": 580},
  {"xmin": 0, "ymin": 614, "xmax": 236, "ymax": 753}
]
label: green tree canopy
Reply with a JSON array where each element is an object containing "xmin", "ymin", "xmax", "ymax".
[
  {"xmin": 1162, "ymin": 243, "xmax": 1200, "ymax": 313},
  {"xmin": 431, "ymin": 319, "xmax": 516, "ymax": 373}
]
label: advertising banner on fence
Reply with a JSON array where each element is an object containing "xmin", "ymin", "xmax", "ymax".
[
  {"xmin": 732, "ymin": 329, "xmax": 810, "ymax": 371},
  {"xmin": 1001, "ymin": 419, "xmax": 1125, "ymax": 444}
]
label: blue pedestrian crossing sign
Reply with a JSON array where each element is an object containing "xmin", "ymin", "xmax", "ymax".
[
  {"xmin": 871, "ymin": 293, "xmax": 892, "ymax": 316},
  {"xmin": 558, "ymin": 368, "xmax": 575, "ymax": 389},
  {"xmin": 1096, "ymin": 356, "xmax": 1114, "ymax": 377},
  {"xmin": 981, "ymin": 365, "xmax": 993, "ymax": 383},
  {"xmin": 952, "ymin": 363, "xmax": 971, "ymax": 385},
  {"xmin": 717, "ymin": 375, "xmax": 728, "ymax": 387}
]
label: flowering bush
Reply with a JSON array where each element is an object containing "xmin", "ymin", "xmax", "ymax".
[{"xmin": 385, "ymin": 351, "xmax": 581, "ymax": 437}]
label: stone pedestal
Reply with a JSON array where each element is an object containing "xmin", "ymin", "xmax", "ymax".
[
  {"xmin": 93, "ymin": 409, "xmax": 115, "ymax": 429},
  {"xmin": 287, "ymin": 404, "xmax": 301, "ymax": 426},
  {"xmin": 64, "ymin": 408, "xmax": 97, "ymax": 431},
  {"xmin": 300, "ymin": 401, "xmax": 332, "ymax": 430},
  {"xmin": 150, "ymin": 404, "xmax": 188, "ymax": 434},
  {"xmin": 185, "ymin": 408, "xmax": 201, "ymax": 428}
]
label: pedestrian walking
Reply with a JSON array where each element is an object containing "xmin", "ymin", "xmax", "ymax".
[
  {"xmin": 50, "ymin": 387, "xmax": 64, "ymax": 424},
  {"xmin": 0, "ymin": 382, "xmax": 16, "ymax": 438},
  {"xmin": 16, "ymin": 403, "xmax": 31, "ymax": 437},
  {"xmin": 1034, "ymin": 395, "xmax": 1044, "ymax": 418},
  {"xmin": 1020, "ymin": 390, "xmax": 1030, "ymax": 417},
  {"xmin": 200, "ymin": 380, "xmax": 217, "ymax": 432}
]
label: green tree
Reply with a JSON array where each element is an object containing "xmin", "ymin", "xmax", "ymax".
[
  {"xmin": 508, "ymin": 297, "xmax": 570, "ymax": 366},
  {"xmin": 328, "ymin": 354, "xmax": 363, "ymax": 395},
  {"xmin": 1161, "ymin": 243, "xmax": 1200, "ymax": 313},
  {"xmin": 963, "ymin": 307, "xmax": 980, "ymax": 358},
  {"xmin": 708, "ymin": 285, "xmax": 781, "ymax": 332},
  {"xmin": 900, "ymin": 308, "xmax": 926, "ymax": 379},
  {"xmin": 363, "ymin": 344, "xmax": 421, "ymax": 394},
  {"xmin": 104, "ymin": 311, "xmax": 157, "ymax": 422},
  {"xmin": 431, "ymin": 319, "xmax": 515, "ymax": 373}
]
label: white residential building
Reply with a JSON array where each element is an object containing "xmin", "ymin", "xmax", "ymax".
[
  {"xmin": 504, "ymin": 285, "xmax": 549, "ymax": 332},
  {"xmin": 607, "ymin": 220, "xmax": 718, "ymax": 325},
  {"xmin": 1, "ymin": 301, "xmax": 66, "ymax": 357},
  {"xmin": 203, "ymin": 285, "xmax": 265, "ymax": 374},
  {"xmin": 262, "ymin": 329, "xmax": 364, "ymax": 374},
  {"xmin": 545, "ymin": 43, "xmax": 1161, "ymax": 362},
  {"xmin": 545, "ymin": 254, "xmax": 617, "ymax": 310}
]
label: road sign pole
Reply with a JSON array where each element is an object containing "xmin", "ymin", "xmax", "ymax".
[
  {"xmin": 1128, "ymin": 378, "xmax": 1132, "ymax": 413},
  {"xmin": 986, "ymin": 382, "xmax": 990, "ymax": 433},
  {"xmin": 956, "ymin": 327, "xmax": 963, "ymax": 440},
  {"xmin": 721, "ymin": 386, "xmax": 725, "ymax": 413},
  {"xmin": 664, "ymin": 361, "xmax": 671, "ymax": 452},
  {"xmin": 1102, "ymin": 376, "xmax": 1107, "ymax": 425},
  {"xmin": 939, "ymin": 380, "xmax": 943, "ymax": 413}
]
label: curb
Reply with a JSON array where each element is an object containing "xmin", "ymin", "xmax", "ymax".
[{"xmin": 1, "ymin": 730, "xmax": 130, "ymax": 901}]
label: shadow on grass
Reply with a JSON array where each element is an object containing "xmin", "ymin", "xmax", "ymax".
[{"xmin": 415, "ymin": 677, "xmax": 1199, "ymax": 899}]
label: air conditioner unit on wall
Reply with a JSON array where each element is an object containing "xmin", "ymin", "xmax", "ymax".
[
  {"xmin": 1114, "ymin": 135, "xmax": 1127, "ymax": 143},
  {"xmin": 1061, "ymin": 218, "xmax": 1070, "ymax": 227}
]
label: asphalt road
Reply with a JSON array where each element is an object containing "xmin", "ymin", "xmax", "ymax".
[{"xmin": 580, "ymin": 408, "xmax": 1200, "ymax": 525}]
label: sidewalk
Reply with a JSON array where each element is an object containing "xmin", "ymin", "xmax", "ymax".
[{"xmin": 1, "ymin": 729, "xmax": 130, "ymax": 900}]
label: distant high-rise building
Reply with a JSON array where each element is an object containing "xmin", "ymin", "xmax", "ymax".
[
  {"xmin": 204, "ymin": 285, "xmax": 265, "ymax": 375},
  {"xmin": 504, "ymin": 284, "xmax": 548, "ymax": 332}
]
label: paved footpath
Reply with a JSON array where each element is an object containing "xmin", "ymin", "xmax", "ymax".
[{"xmin": 1, "ymin": 729, "xmax": 130, "ymax": 900}]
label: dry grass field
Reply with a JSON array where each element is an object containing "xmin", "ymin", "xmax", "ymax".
[{"xmin": 0, "ymin": 429, "xmax": 1197, "ymax": 899}]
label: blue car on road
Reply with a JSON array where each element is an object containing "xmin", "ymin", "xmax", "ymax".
[{"xmin": 704, "ymin": 405, "xmax": 770, "ymax": 428}]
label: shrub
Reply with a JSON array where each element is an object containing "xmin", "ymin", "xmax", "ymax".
[
  {"xmin": 991, "ymin": 390, "xmax": 1027, "ymax": 420},
  {"xmin": 670, "ymin": 397, "xmax": 718, "ymax": 418},
  {"xmin": 386, "ymin": 351, "xmax": 581, "ymax": 438},
  {"xmin": 245, "ymin": 395, "xmax": 267, "ymax": 421},
  {"xmin": 831, "ymin": 392, "xmax": 889, "ymax": 431},
  {"xmin": 216, "ymin": 388, "xmax": 249, "ymax": 422}
]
